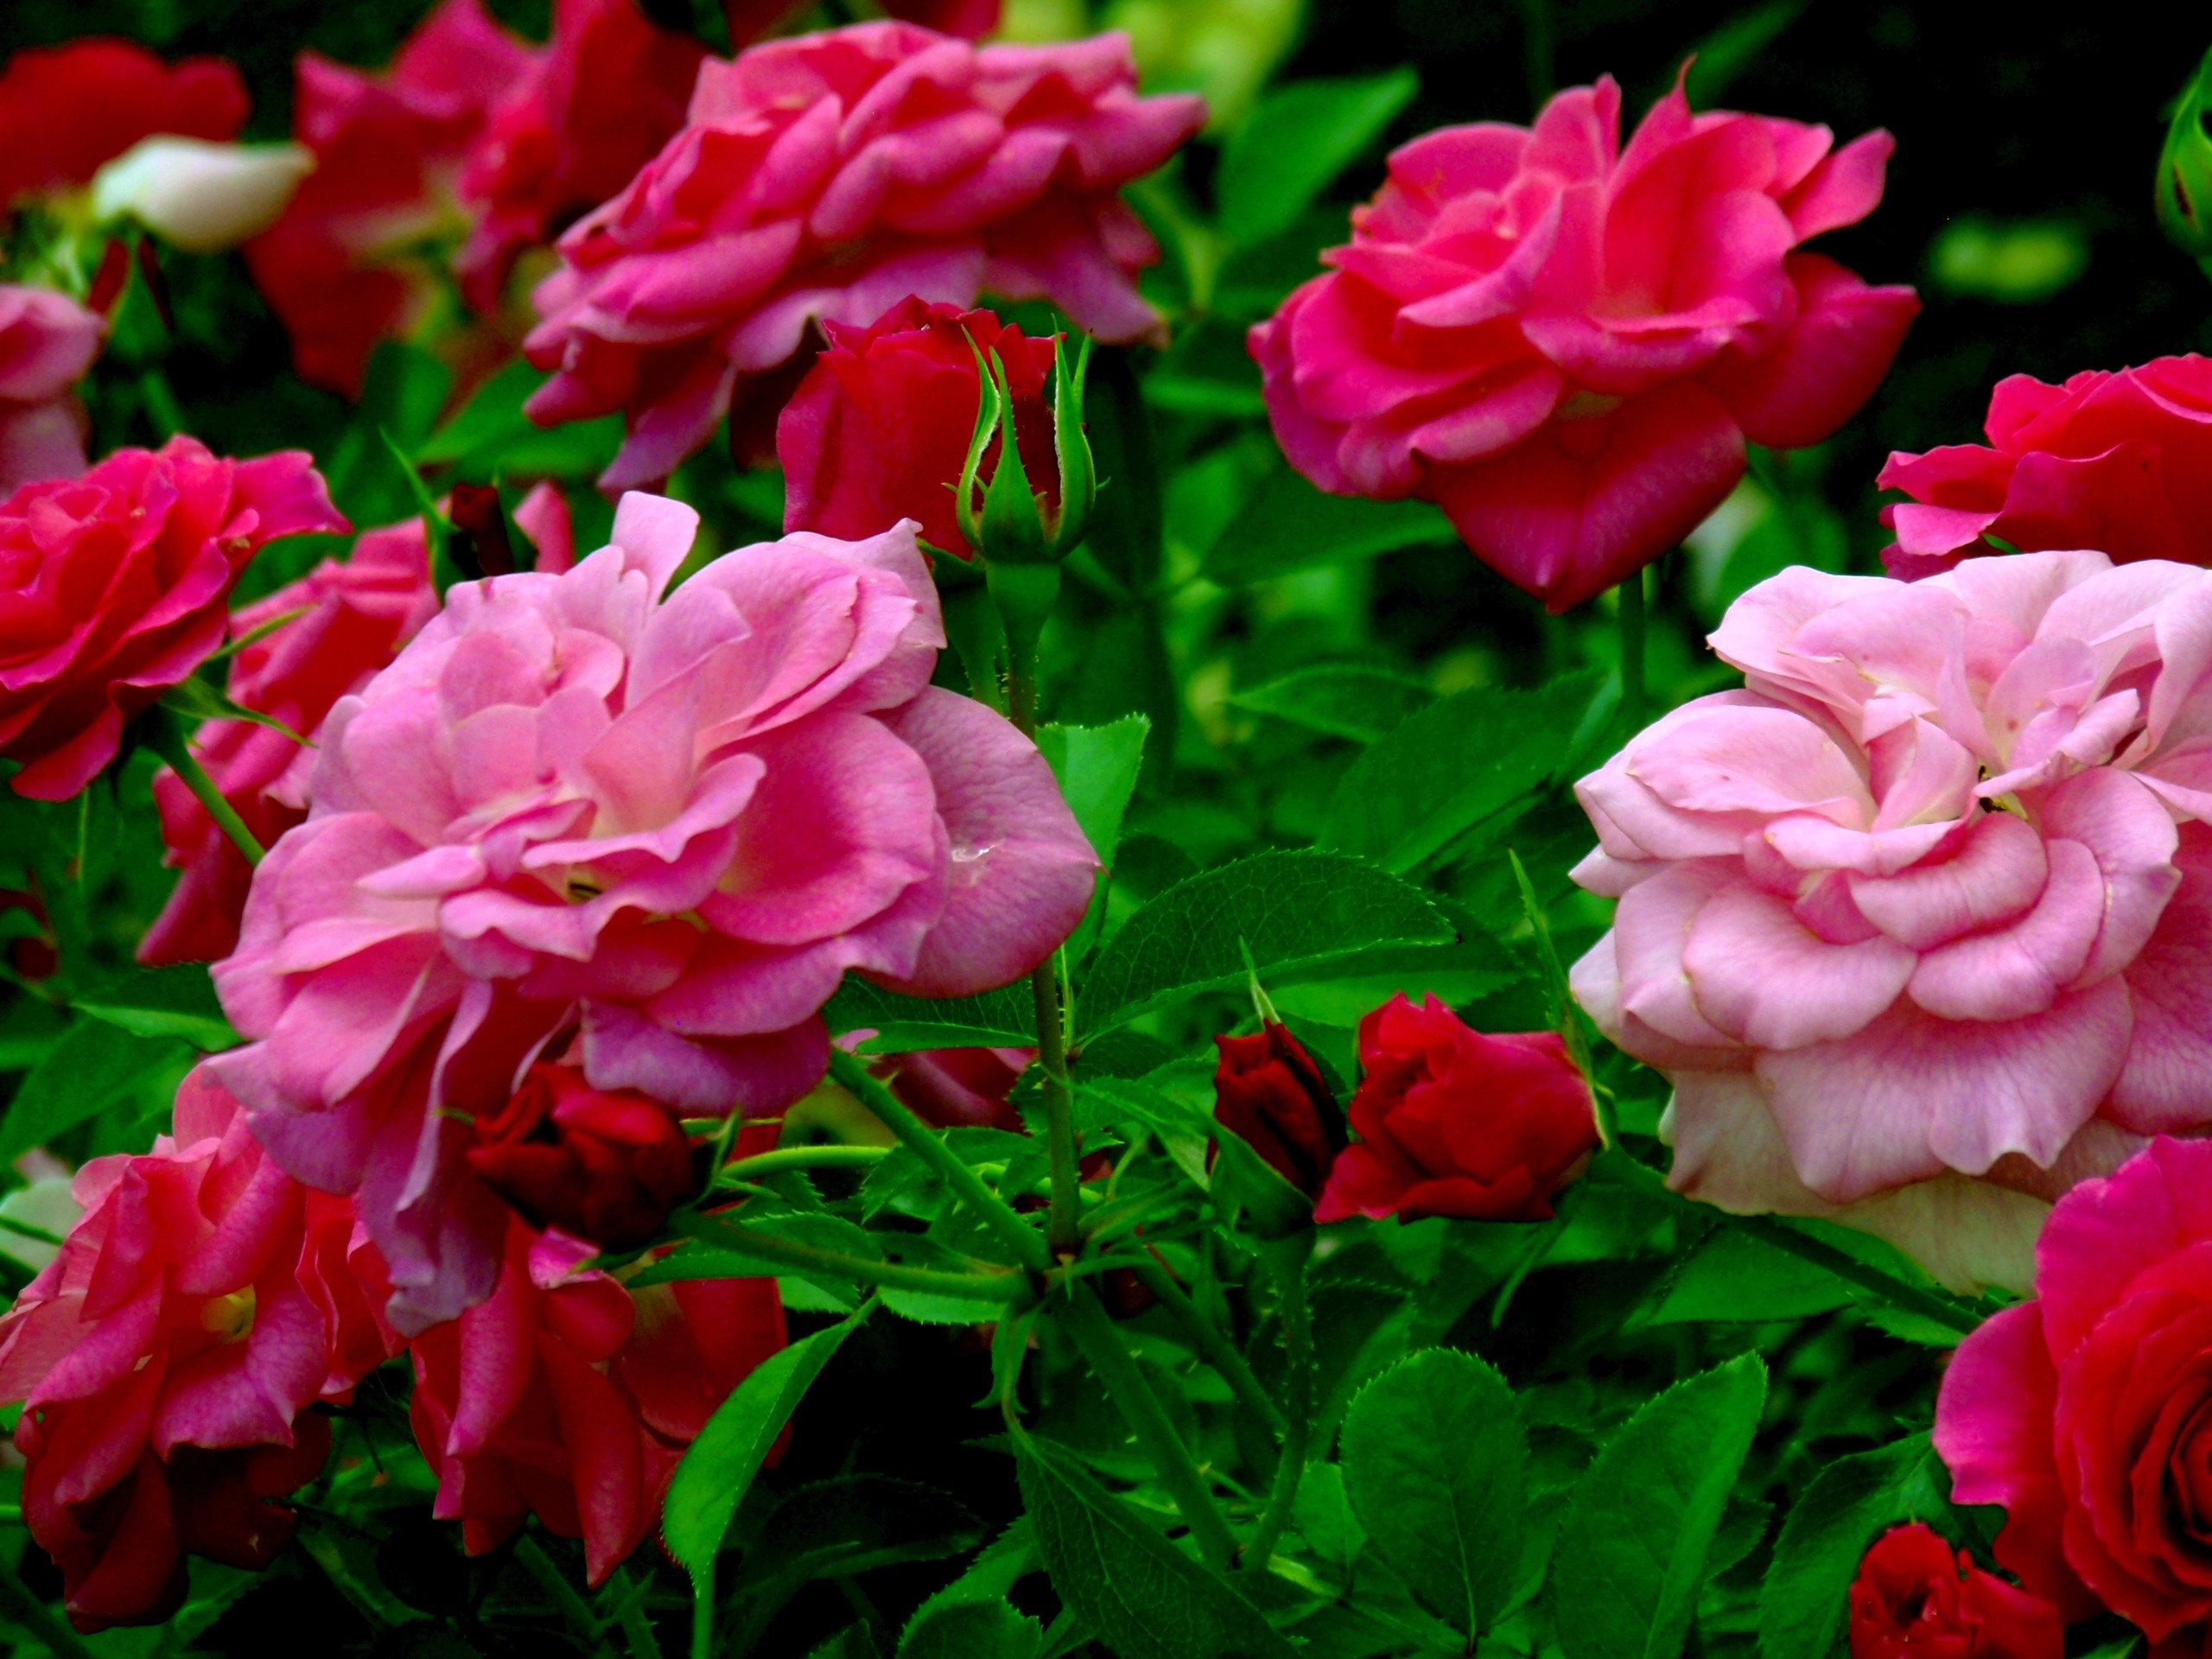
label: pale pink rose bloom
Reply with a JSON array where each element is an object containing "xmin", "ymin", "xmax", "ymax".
[
  {"xmin": 1568, "ymin": 551, "xmax": 2212, "ymax": 1291},
  {"xmin": 0, "ymin": 285, "xmax": 102, "ymax": 493},
  {"xmin": 522, "ymin": 22, "xmax": 1206, "ymax": 492},
  {"xmin": 208, "ymin": 495, "xmax": 1097, "ymax": 1331}
]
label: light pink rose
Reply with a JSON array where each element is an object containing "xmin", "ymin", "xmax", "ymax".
[
  {"xmin": 522, "ymin": 22, "xmax": 1206, "ymax": 492},
  {"xmin": 1249, "ymin": 74, "xmax": 1918, "ymax": 613},
  {"xmin": 208, "ymin": 495, "xmax": 1097, "ymax": 1330},
  {"xmin": 0, "ymin": 285, "xmax": 102, "ymax": 494},
  {"xmin": 1567, "ymin": 551, "xmax": 2212, "ymax": 1291},
  {"xmin": 0, "ymin": 1068, "xmax": 397, "ymax": 1630}
]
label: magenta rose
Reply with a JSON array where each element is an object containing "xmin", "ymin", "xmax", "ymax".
[
  {"xmin": 522, "ymin": 22, "xmax": 1205, "ymax": 492},
  {"xmin": 0, "ymin": 435, "xmax": 346, "ymax": 801},
  {"xmin": 1935, "ymin": 1137, "xmax": 2212, "ymax": 1652},
  {"xmin": 1880, "ymin": 355, "xmax": 2212, "ymax": 580},
  {"xmin": 1569, "ymin": 553, "xmax": 2212, "ymax": 1290},
  {"xmin": 207, "ymin": 493, "xmax": 1097, "ymax": 1330},
  {"xmin": 1248, "ymin": 74, "xmax": 1918, "ymax": 613}
]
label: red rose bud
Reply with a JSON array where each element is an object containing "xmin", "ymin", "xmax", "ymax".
[
  {"xmin": 466, "ymin": 1064, "xmax": 698, "ymax": 1250},
  {"xmin": 879, "ymin": 1045, "xmax": 1032, "ymax": 1133},
  {"xmin": 1847, "ymin": 1524, "xmax": 2063, "ymax": 1659},
  {"xmin": 1211, "ymin": 1022, "xmax": 1345, "ymax": 1201},
  {"xmin": 444, "ymin": 482, "xmax": 516, "ymax": 576},
  {"xmin": 1314, "ymin": 994, "xmax": 1599, "ymax": 1225},
  {"xmin": 778, "ymin": 296, "xmax": 1061, "ymax": 562}
]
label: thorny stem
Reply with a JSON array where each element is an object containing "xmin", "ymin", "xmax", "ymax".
[
  {"xmin": 143, "ymin": 705, "xmax": 264, "ymax": 867},
  {"xmin": 1243, "ymin": 1238, "xmax": 1314, "ymax": 1571},
  {"xmin": 672, "ymin": 1208, "xmax": 1033, "ymax": 1305},
  {"xmin": 826, "ymin": 1048, "xmax": 1048, "ymax": 1272},
  {"xmin": 514, "ymin": 1534, "xmax": 613, "ymax": 1658},
  {"xmin": 1128, "ymin": 1254, "xmax": 1288, "ymax": 1441}
]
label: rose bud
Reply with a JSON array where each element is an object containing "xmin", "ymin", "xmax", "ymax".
[
  {"xmin": 1847, "ymin": 1524, "xmax": 2063, "ymax": 1659},
  {"xmin": 466, "ymin": 1064, "xmax": 699, "ymax": 1250},
  {"xmin": 1314, "ymin": 994, "xmax": 1599, "ymax": 1225},
  {"xmin": 1211, "ymin": 1022, "xmax": 1345, "ymax": 1201},
  {"xmin": 91, "ymin": 137, "xmax": 312, "ymax": 253}
]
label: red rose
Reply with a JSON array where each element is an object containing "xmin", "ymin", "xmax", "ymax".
[
  {"xmin": 1880, "ymin": 356, "xmax": 2212, "ymax": 579},
  {"xmin": 1935, "ymin": 1138, "xmax": 2212, "ymax": 1649},
  {"xmin": 0, "ymin": 435, "xmax": 346, "ymax": 801},
  {"xmin": 727, "ymin": 0, "xmax": 1001, "ymax": 47},
  {"xmin": 880, "ymin": 1044, "xmax": 1033, "ymax": 1132},
  {"xmin": 0, "ymin": 38, "xmax": 246, "ymax": 208},
  {"xmin": 780, "ymin": 298, "xmax": 1061, "ymax": 560},
  {"xmin": 1848, "ymin": 1524, "xmax": 2063, "ymax": 1659},
  {"xmin": 1314, "ymin": 994, "xmax": 1599, "ymax": 1224},
  {"xmin": 1211, "ymin": 1021, "xmax": 1345, "ymax": 1200},
  {"xmin": 465, "ymin": 1063, "xmax": 700, "ymax": 1250}
]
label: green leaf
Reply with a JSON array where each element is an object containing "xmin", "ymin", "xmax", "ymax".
[
  {"xmin": 822, "ymin": 976, "xmax": 1035, "ymax": 1052},
  {"xmin": 1217, "ymin": 69, "xmax": 1421, "ymax": 245},
  {"xmin": 662, "ymin": 1300, "xmax": 874, "ymax": 1586},
  {"xmin": 1648, "ymin": 1228, "xmax": 1853, "ymax": 1326},
  {"xmin": 0, "ymin": 1020, "xmax": 194, "ymax": 1166},
  {"xmin": 1229, "ymin": 664, "xmax": 1433, "ymax": 744},
  {"xmin": 1077, "ymin": 849, "xmax": 1453, "ymax": 1039},
  {"xmin": 1320, "ymin": 674, "xmax": 1605, "ymax": 873},
  {"xmin": 1205, "ymin": 466, "xmax": 1455, "ymax": 587},
  {"xmin": 73, "ymin": 965, "xmax": 239, "ymax": 1051},
  {"xmin": 1038, "ymin": 716, "xmax": 1147, "ymax": 869},
  {"xmin": 1549, "ymin": 1354, "xmax": 1769, "ymax": 1659},
  {"xmin": 1014, "ymin": 1433, "xmax": 1298, "ymax": 1659},
  {"xmin": 1339, "ymin": 1348, "xmax": 1526, "ymax": 1639},
  {"xmin": 1757, "ymin": 1437, "xmax": 1937, "ymax": 1659},
  {"xmin": 898, "ymin": 1599, "xmax": 1043, "ymax": 1659},
  {"xmin": 1266, "ymin": 898, "xmax": 1527, "ymax": 1026},
  {"xmin": 412, "ymin": 357, "xmax": 626, "ymax": 477}
]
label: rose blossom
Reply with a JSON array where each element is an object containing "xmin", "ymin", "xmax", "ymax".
[
  {"xmin": 0, "ymin": 285, "xmax": 104, "ymax": 495},
  {"xmin": 0, "ymin": 435, "xmax": 347, "ymax": 801},
  {"xmin": 141, "ymin": 486, "xmax": 572, "ymax": 967},
  {"xmin": 247, "ymin": 0, "xmax": 703, "ymax": 396},
  {"xmin": 0, "ymin": 38, "xmax": 246, "ymax": 209},
  {"xmin": 1212, "ymin": 1021, "xmax": 1344, "ymax": 1201},
  {"xmin": 1880, "ymin": 356, "xmax": 2212, "ymax": 580},
  {"xmin": 0, "ymin": 1069, "xmax": 397, "ymax": 1630},
  {"xmin": 1313, "ymin": 993, "xmax": 1598, "ymax": 1224},
  {"xmin": 406, "ymin": 1210, "xmax": 785, "ymax": 1584},
  {"xmin": 1934, "ymin": 1137, "xmax": 2212, "ymax": 1651},
  {"xmin": 1569, "ymin": 553, "xmax": 2212, "ymax": 1291},
  {"xmin": 1249, "ymin": 74, "xmax": 1918, "ymax": 613},
  {"xmin": 877, "ymin": 1044, "xmax": 1032, "ymax": 1131},
  {"xmin": 522, "ymin": 22, "xmax": 1205, "ymax": 492},
  {"xmin": 726, "ymin": 0, "xmax": 1001, "ymax": 46},
  {"xmin": 208, "ymin": 495, "xmax": 1096, "ymax": 1330},
  {"xmin": 465, "ymin": 1062, "xmax": 699, "ymax": 1249},
  {"xmin": 780, "ymin": 296, "xmax": 1059, "ymax": 559},
  {"xmin": 1847, "ymin": 1524, "xmax": 2063, "ymax": 1659}
]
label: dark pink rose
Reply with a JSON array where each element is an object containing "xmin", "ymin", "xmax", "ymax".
[
  {"xmin": 1249, "ymin": 74, "xmax": 1917, "ymax": 612},
  {"xmin": 523, "ymin": 22, "xmax": 1205, "ymax": 492},
  {"xmin": 1880, "ymin": 356, "xmax": 2212, "ymax": 580}
]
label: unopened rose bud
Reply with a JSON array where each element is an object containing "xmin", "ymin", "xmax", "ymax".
[
  {"xmin": 1211, "ymin": 1021, "xmax": 1345, "ymax": 1202},
  {"xmin": 2159, "ymin": 46, "xmax": 2212, "ymax": 276},
  {"xmin": 466, "ymin": 1064, "xmax": 699, "ymax": 1249},
  {"xmin": 1314, "ymin": 994, "xmax": 1599, "ymax": 1224},
  {"xmin": 90, "ymin": 137, "xmax": 312, "ymax": 254}
]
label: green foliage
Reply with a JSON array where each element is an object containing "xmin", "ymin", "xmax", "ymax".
[
  {"xmin": 1217, "ymin": 69, "xmax": 1420, "ymax": 243},
  {"xmin": 1757, "ymin": 1438, "xmax": 1950, "ymax": 1659}
]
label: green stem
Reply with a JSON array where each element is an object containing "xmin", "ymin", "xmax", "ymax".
[
  {"xmin": 827, "ymin": 1047, "xmax": 1047, "ymax": 1272},
  {"xmin": 715, "ymin": 1144, "xmax": 888, "ymax": 1186},
  {"xmin": 606, "ymin": 1566, "xmax": 664, "ymax": 1659},
  {"xmin": 143, "ymin": 706, "xmax": 263, "ymax": 866},
  {"xmin": 516, "ymin": 1534, "xmax": 612, "ymax": 1657},
  {"xmin": 1733, "ymin": 1213, "xmax": 1981, "ymax": 1337},
  {"xmin": 690, "ymin": 1558, "xmax": 714, "ymax": 1659},
  {"xmin": 1032, "ymin": 957, "xmax": 1082, "ymax": 1258},
  {"xmin": 0, "ymin": 1541, "xmax": 96, "ymax": 1659},
  {"xmin": 671, "ymin": 1208, "xmax": 1034, "ymax": 1304},
  {"xmin": 1058, "ymin": 1280, "xmax": 1240, "ymax": 1569},
  {"xmin": 1128, "ymin": 1255, "xmax": 1287, "ymax": 1441},
  {"xmin": 1617, "ymin": 566, "xmax": 1645, "ymax": 733},
  {"xmin": 1244, "ymin": 1240, "xmax": 1313, "ymax": 1569}
]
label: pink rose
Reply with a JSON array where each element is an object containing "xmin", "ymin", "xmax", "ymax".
[
  {"xmin": 1568, "ymin": 552, "xmax": 2212, "ymax": 1291},
  {"xmin": 1934, "ymin": 1137, "xmax": 2212, "ymax": 1650},
  {"xmin": 522, "ymin": 22, "xmax": 1205, "ymax": 492},
  {"xmin": 246, "ymin": 0, "xmax": 702, "ymax": 396},
  {"xmin": 0, "ymin": 435, "xmax": 347, "ymax": 801},
  {"xmin": 140, "ymin": 485, "xmax": 572, "ymax": 967},
  {"xmin": 208, "ymin": 495, "xmax": 1096, "ymax": 1329},
  {"xmin": 406, "ymin": 1207, "xmax": 786, "ymax": 1584},
  {"xmin": 0, "ymin": 1069, "xmax": 397, "ymax": 1631},
  {"xmin": 0, "ymin": 285, "xmax": 103, "ymax": 495},
  {"xmin": 1880, "ymin": 356, "xmax": 2212, "ymax": 580},
  {"xmin": 1249, "ymin": 75, "xmax": 1918, "ymax": 613}
]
